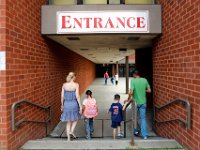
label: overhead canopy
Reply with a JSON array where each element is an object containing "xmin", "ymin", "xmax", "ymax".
[{"xmin": 41, "ymin": 5, "xmax": 161, "ymax": 64}]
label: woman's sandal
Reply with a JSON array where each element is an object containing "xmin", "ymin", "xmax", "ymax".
[{"xmin": 69, "ymin": 133, "xmax": 78, "ymax": 139}]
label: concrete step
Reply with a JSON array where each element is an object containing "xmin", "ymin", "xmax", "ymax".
[
  {"xmin": 50, "ymin": 108, "xmax": 156, "ymax": 138},
  {"xmin": 20, "ymin": 137, "xmax": 184, "ymax": 150}
]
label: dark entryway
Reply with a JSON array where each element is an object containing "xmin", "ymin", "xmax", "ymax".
[{"xmin": 135, "ymin": 48, "xmax": 153, "ymax": 108}]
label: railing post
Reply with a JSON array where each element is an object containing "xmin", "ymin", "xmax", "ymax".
[
  {"xmin": 130, "ymin": 101, "xmax": 135, "ymax": 145},
  {"xmin": 77, "ymin": 0, "xmax": 83, "ymax": 5},
  {"xmin": 102, "ymin": 119, "xmax": 104, "ymax": 138},
  {"xmin": 123, "ymin": 110, "xmax": 126, "ymax": 138},
  {"xmin": 11, "ymin": 104, "xmax": 16, "ymax": 131},
  {"xmin": 153, "ymin": 105, "xmax": 156, "ymax": 131},
  {"xmin": 187, "ymin": 102, "xmax": 191, "ymax": 129},
  {"xmin": 124, "ymin": 121, "xmax": 126, "ymax": 138},
  {"xmin": 45, "ymin": 122, "xmax": 48, "ymax": 136},
  {"xmin": 47, "ymin": 0, "xmax": 52, "ymax": 5},
  {"xmin": 120, "ymin": 0, "xmax": 125, "ymax": 4},
  {"xmin": 134, "ymin": 101, "xmax": 137, "ymax": 131},
  {"xmin": 125, "ymin": 56, "xmax": 129, "ymax": 94}
]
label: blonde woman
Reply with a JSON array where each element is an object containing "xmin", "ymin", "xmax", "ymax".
[{"xmin": 60, "ymin": 72, "xmax": 82, "ymax": 141}]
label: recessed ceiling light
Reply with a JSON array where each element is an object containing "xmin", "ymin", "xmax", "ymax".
[
  {"xmin": 114, "ymin": 54, "xmax": 120, "ymax": 56},
  {"xmin": 67, "ymin": 37, "xmax": 80, "ymax": 40},
  {"xmin": 80, "ymin": 48, "xmax": 89, "ymax": 51},
  {"xmin": 119, "ymin": 48, "xmax": 127, "ymax": 51},
  {"xmin": 127, "ymin": 37, "xmax": 140, "ymax": 40}
]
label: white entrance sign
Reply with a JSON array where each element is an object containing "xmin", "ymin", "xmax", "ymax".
[
  {"xmin": 57, "ymin": 11, "xmax": 149, "ymax": 34},
  {"xmin": 0, "ymin": 51, "xmax": 6, "ymax": 70}
]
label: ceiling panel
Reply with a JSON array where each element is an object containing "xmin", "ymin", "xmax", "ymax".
[{"xmin": 48, "ymin": 34, "xmax": 156, "ymax": 64}]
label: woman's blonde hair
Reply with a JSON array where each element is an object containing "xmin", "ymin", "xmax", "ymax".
[{"xmin": 66, "ymin": 72, "xmax": 76, "ymax": 82}]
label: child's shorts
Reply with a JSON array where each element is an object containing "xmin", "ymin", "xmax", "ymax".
[{"xmin": 111, "ymin": 121, "xmax": 121, "ymax": 128}]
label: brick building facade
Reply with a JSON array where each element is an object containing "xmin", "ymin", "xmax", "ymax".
[
  {"xmin": 0, "ymin": 0, "xmax": 95, "ymax": 149},
  {"xmin": 0, "ymin": 0, "xmax": 199, "ymax": 150},
  {"xmin": 153, "ymin": 0, "xmax": 200, "ymax": 150}
]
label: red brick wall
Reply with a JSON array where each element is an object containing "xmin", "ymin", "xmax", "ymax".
[
  {"xmin": 153, "ymin": 0, "xmax": 200, "ymax": 149},
  {"xmin": 0, "ymin": 0, "xmax": 7, "ymax": 149},
  {"xmin": 0, "ymin": 0, "xmax": 96, "ymax": 149}
]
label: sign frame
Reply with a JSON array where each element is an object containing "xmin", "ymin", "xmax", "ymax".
[{"xmin": 57, "ymin": 11, "xmax": 149, "ymax": 34}]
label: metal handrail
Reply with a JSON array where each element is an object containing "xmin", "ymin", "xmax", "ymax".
[
  {"xmin": 154, "ymin": 98, "xmax": 191, "ymax": 129},
  {"xmin": 93, "ymin": 118, "xmax": 110, "ymax": 138},
  {"xmin": 11, "ymin": 100, "xmax": 51, "ymax": 135},
  {"xmin": 123, "ymin": 99, "xmax": 135, "ymax": 145},
  {"xmin": 123, "ymin": 100, "xmax": 132, "ymax": 138}
]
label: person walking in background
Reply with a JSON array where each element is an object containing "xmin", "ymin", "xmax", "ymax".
[
  {"xmin": 60, "ymin": 72, "xmax": 82, "ymax": 141},
  {"xmin": 115, "ymin": 73, "xmax": 119, "ymax": 86},
  {"xmin": 104, "ymin": 71, "xmax": 109, "ymax": 85},
  {"xmin": 111, "ymin": 75, "xmax": 115, "ymax": 85},
  {"xmin": 124, "ymin": 70, "xmax": 151, "ymax": 140},
  {"xmin": 109, "ymin": 94, "xmax": 124, "ymax": 139},
  {"xmin": 82, "ymin": 90, "xmax": 98, "ymax": 140}
]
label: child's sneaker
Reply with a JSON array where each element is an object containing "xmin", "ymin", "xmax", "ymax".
[
  {"xmin": 86, "ymin": 136, "xmax": 91, "ymax": 140},
  {"xmin": 117, "ymin": 133, "xmax": 124, "ymax": 138},
  {"xmin": 134, "ymin": 128, "xmax": 139, "ymax": 136}
]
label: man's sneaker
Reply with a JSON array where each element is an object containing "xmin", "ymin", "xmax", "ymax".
[
  {"xmin": 143, "ymin": 136, "xmax": 148, "ymax": 140},
  {"xmin": 86, "ymin": 136, "xmax": 91, "ymax": 140},
  {"xmin": 90, "ymin": 131, "xmax": 94, "ymax": 137}
]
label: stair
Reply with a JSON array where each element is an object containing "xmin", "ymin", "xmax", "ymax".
[
  {"xmin": 20, "ymin": 79, "xmax": 184, "ymax": 149},
  {"xmin": 20, "ymin": 137, "xmax": 184, "ymax": 150}
]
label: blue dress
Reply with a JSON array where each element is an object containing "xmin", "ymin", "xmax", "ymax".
[{"xmin": 60, "ymin": 90, "xmax": 81, "ymax": 122}]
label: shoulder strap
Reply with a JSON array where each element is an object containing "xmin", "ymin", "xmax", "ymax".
[{"xmin": 86, "ymin": 98, "xmax": 96, "ymax": 105}]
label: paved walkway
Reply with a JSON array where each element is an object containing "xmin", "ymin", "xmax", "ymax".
[
  {"xmin": 84, "ymin": 77, "xmax": 129, "ymax": 119},
  {"xmin": 51, "ymin": 78, "xmax": 156, "ymax": 138},
  {"xmin": 79, "ymin": 77, "xmax": 130, "ymax": 137}
]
